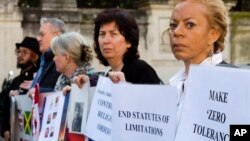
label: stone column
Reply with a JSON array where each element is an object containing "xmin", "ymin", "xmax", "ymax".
[
  {"xmin": 224, "ymin": 1, "xmax": 237, "ymax": 63},
  {"xmin": 0, "ymin": 0, "xmax": 23, "ymax": 90},
  {"xmin": 137, "ymin": 0, "xmax": 182, "ymax": 83},
  {"xmin": 229, "ymin": 11, "xmax": 250, "ymax": 65}
]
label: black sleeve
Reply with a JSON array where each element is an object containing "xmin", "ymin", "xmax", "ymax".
[
  {"xmin": 1, "ymin": 97, "xmax": 10, "ymax": 136},
  {"xmin": 0, "ymin": 89, "xmax": 11, "ymax": 136}
]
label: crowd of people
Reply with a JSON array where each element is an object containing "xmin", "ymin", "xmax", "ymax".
[{"xmin": 0, "ymin": 0, "xmax": 237, "ymax": 140}]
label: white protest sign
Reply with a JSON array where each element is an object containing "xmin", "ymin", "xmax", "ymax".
[
  {"xmin": 38, "ymin": 91, "xmax": 69, "ymax": 141},
  {"xmin": 112, "ymin": 83, "xmax": 177, "ymax": 141},
  {"xmin": 175, "ymin": 65, "xmax": 250, "ymax": 141},
  {"xmin": 68, "ymin": 83, "xmax": 89, "ymax": 134},
  {"xmin": 85, "ymin": 76, "xmax": 113, "ymax": 141}
]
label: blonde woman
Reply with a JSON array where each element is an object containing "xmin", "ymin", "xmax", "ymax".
[{"xmin": 168, "ymin": 0, "xmax": 235, "ymax": 124}]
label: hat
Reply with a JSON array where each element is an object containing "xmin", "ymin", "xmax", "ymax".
[{"xmin": 15, "ymin": 37, "xmax": 41, "ymax": 55}]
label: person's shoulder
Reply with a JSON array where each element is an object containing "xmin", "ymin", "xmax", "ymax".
[
  {"xmin": 217, "ymin": 61, "xmax": 237, "ymax": 68},
  {"xmin": 127, "ymin": 59, "xmax": 159, "ymax": 75},
  {"xmin": 128, "ymin": 59, "xmax": 162, "ymax": 84},
  {"xmin": 12, "ymin": 75, "xmax": 21, "ymax": 82},
  {"xmin": 44, "ymin": 49, "xmax": 55, "ymax": 62},
  {"xmin": 11, "ymin": 75, "xmax": 22, "ymax": 86},
  {"xmin": 129, "ymin": 59, "xmax": 151, "ymax": 67}
]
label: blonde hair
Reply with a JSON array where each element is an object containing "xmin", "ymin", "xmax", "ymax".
[
  {"xmin": 51, "ymin": 32, "xmax": 93, "ymax": 66},
  {"xmin": 173, "ymin": 0, "xmax": 227, "ymax": 52}
]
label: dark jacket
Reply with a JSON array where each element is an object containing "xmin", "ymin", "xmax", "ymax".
[
  {"xmin": 37, "ymin": 49, "xmax": 60, "ymax": 92},
  {"xmin": 121, "ymin": 59, "xmax": 162, "ymax": 84},
  {"xmin": 0, "ymin": 64, "xmax": 38, "ymax": 136},
  {"xmin": 11, "ymin": 65, "xmax": 38, "ymax": 94},
  {"xmin": 104, "ymin": 59, "xmax": 162, "ymax": 85}
]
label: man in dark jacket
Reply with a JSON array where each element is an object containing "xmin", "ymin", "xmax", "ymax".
[
  {"xmin": 0, "ymin": 36, "xmax": 41, "ymax": 140},
  {"xmin": 22, "ymin": 17, "xmax": 66, "ymax": 93}
]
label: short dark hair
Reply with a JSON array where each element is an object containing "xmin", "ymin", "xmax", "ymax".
[{"xmin": 94, "ymin": 8, "xmax": 140, "ymax": 66}]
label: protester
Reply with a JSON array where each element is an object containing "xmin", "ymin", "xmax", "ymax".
[
  {"xmin": 51, "ymin": 32, "xmax": 94, "ymax": 91},
  {"xmin": 22, "ymin": 17, "xmax": 66, "ymax": 94},
  {"xmin": 0, "ymin": 37, "xmax": 41, "ymax": 140},
  {"xmin": 51, "ymin": 31, "xmax": 97, "ymax": 141},
  {"xmin": 11, "ymin": 37, "xmax": 41, "ymax": 95},
  {"xmin": 74, "ymin": 8, "xmax": 162, "ymax": 87},
  {"xmin": 168, "ymin": 0, "xmax": 235, "ymax": 124}
]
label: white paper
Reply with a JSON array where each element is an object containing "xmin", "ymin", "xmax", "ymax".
[
  {"xmin": 85, "ymin": 76, "xmax": 113, "ymax": 141},
  {"xmin": 39, "ymin": 92, "xmax": 55, "ymax": 123},
  {"xmin": 68, "ymin": 83, "xmax": 89, "ymax": 134},
  {"xmin": 112, "ymin": 83, "xmax": 177, "ymax": 141},
  {"xmin": 38, "ymin": 91, "xmax": 67, "ymax": 141},
  {"xmin": 175, "ymin": 65, "xmax": 250, "ymax": 141}
]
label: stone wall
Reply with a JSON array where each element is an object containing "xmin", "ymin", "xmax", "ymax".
[
  {"xmin": 0, "ymin": 0, "xmax": 23, "ymax": 89},
  {"xmin": 140, "ymin": 2, "xmax": 183, "ymax": 83},
  {"xmin": 230, "ymin": 12, "xmax": 250, "ymax": 65}
]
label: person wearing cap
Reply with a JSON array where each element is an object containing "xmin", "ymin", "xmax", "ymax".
[{"xmin": 0, "ymin": 36, "xmax": 41, "ymax": 140}]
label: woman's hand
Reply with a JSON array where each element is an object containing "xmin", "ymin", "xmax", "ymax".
[
  {"xmin": 19, "ymin": 80, "xmax": 32, "ymax": 90},
  {"xmin": 9, "ymin": 90, "xmax": 19, "ymax": 96},
  {"xmin": 62, "ymin": 85, "xmax": 71, "ymax": 96},
  {"xmin": 27, "ymin": 88, "xmax": 35, "ymax": 99},
  {"xmin": 73, "ymin": 74, "xmax": 89, "ymax": 88},
  {"xmin": 4, "ymin": 130, "xmax": 10, "ymax": 141},
  {"xmin": 108, "ymin": 71, "xmax": 126, "ymax": 83}
]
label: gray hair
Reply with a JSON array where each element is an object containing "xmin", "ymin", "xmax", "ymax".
[
  {"xmin": 51, "ymin": 32, "xmax": 93, "ymax": 66},
  {"xmin": 40, "ymin": 17, "xmax": 66, "ymax": 34}
]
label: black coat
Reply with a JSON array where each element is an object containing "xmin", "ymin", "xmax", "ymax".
[
  {"xmin": 36, "ymin": 49, "xmax": 60, "ymax": 92},
  {"xmin": 121, "ymin": 59, "xmax": 162, "ymax": 84},
  {"xmin": 0, "ymin": 64, "xmax": 38, "ymax": 136},
  {"xmin": 11, "ymin": 65, "xmax": 38, "ymax": 94}
]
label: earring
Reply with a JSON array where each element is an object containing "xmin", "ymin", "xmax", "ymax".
[
  {"xmin": 208, "ymin": 50, "xmax": 213, "ymax": 57},
  {"xmin": 208, "ymin": 49, "xmax": 213, "ymax": 62}
]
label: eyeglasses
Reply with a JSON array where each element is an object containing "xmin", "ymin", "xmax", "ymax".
[{"xmin": 15, "ymin": 49, "xmax": 31, "ymax": 56}]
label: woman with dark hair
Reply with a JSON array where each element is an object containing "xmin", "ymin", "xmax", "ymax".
[{"xmin": 92, "ymin": 8, "xmax": 161, "ymax": 84}]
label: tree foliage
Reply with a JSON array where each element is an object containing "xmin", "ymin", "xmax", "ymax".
[
  {"xmin": 230, "ymin": 0, "xmax": 250, "ymax": 11},
  {"xmin": 18, "ymin": 0, "xmax": 40, "ymax": 7},
  {"xmin": 76, "ymin": 0, "xmax": 137, "ymax": 8}
]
